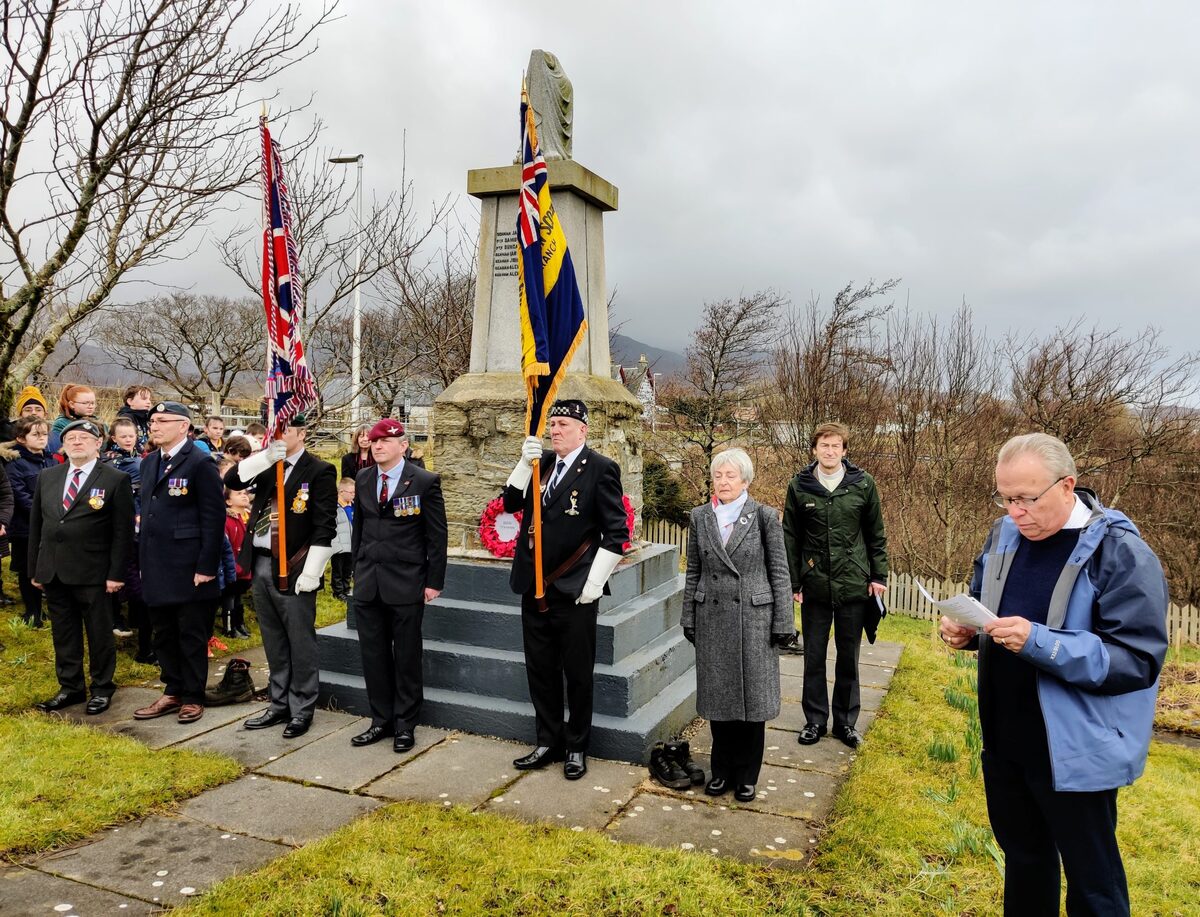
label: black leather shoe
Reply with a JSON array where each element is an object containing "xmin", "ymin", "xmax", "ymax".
[
  {"xmin": 563, "ymin": 752, "xmax": 588, "ymax": 780},
  {"xmin": 797, "ymin": 723, "xmax": 826, "ymax": 745},
  {"xmin": 350, "ymin": 724, "xmax": 392, "ymax": 747},
  {"xmin": 734, "ymin": 784, "xmax": 757, "ymax": 802},
  {"xmin": 244, "ymin": 709, "xmax": 289, "ymax": 730},
  {"xmin": 513, "ymin": 746, "xmax": 565, "ymax": 769},
  {"xmin": 85, "ymin": 695, "xmax": 112, "ymax": 715},
  {"xmin": 393, "ymin": 730, "xmax": 415, "ymax": 752},
  {"xmin": 832, "ymin": 725, "xmax": 863, "ymax": 749},
  {"xmin": 704, "ymin": 777, "xmax": 729, "ymax": 796},
  {"xmin": 36, "ymin": 690, "xmax": 86, "ymax": 712},
  {"xmin": 282, "ymin": 717, "xmax": 312, "ymax": 739}
]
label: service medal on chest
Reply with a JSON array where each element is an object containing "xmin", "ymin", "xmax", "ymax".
[
  {"xmin": 87, "ymin": 488, "xmax": 106, "ymax": 510},
  {"xmin": 291, "ymin": 482, "xmax": 309, "ymax": 514},
  {"xmin": 565, "ymin": 491, "xmax": 580, "ymax": 516}
]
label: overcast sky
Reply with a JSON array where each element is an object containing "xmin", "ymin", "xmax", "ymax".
[{"xmin": 172, "ymin": 1, "xmax": 1200, "ymax": 355}]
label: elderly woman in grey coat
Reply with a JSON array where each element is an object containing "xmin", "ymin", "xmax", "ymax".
[{"xmin": 681, "ymin": 448, "xmax": 796, "ymax": 802}]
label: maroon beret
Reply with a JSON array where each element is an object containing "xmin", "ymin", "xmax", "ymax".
[{"xmin": 367, "ymin": 419, "xmax": 406, "ymax": 441}]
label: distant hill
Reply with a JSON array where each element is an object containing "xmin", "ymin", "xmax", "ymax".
[{"xmin": 610, "ymin": 332, "xmax": 685, "ymax": 377}]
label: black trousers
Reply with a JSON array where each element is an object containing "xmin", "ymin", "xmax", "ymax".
[
  {"xmin": 521, "ymin": 589, "xmax": 598, "ymax": 752},
  {"xmin": 355, "ymin": 596, "xmax": 424, "ymax": 732},
  {"xmin": 710, "ymin": 720, "xmax": 766, "ymax": 784},
  {"xmin": 983, "ymin": 751, "xmax": 1129, "ymax": 917},
  {"xmin": 330, "ymin": 553, "xmax": 353, "ymax": 596},
  {"xmin": 43, "ymin": 580, "xmax": 116, "ymax": 697},
  {"xmin": 149, "ymin": 600, "xmax": 213, "ymax": 705},
  {"xmin": 9, "ymin": 537, "xmax": 42, "ymax": 623},
  {"xmin": 801, "ymin": 598, "xmax": 866, "ymax": 729}
]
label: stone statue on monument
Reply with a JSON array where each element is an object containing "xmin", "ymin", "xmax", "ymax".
[{"xmin": 526, "ymin": 49, "xmax": 573, "ymax": 161}]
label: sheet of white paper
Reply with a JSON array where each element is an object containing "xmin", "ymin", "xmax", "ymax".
[{"xmin": 915, "ymin": 580, "xmax": 997, "ymax": 629}]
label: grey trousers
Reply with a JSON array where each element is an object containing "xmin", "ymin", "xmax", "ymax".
[{"xmin": 252, "ymin": 556, "xmax": 320, "ymax": 719}]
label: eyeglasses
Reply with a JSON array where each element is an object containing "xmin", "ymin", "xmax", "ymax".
[
  {"xmin": 148, "ymin": 417, "xmax": 188, "ymax": 426},
  {"xmin": 991, "ymin": 476, "xmax": 1066, "ymax": 510}
]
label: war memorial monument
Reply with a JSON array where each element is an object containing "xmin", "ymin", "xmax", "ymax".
[{"xmin": 318, "ymin": 51, "xmax": 697, "ymax": 761}]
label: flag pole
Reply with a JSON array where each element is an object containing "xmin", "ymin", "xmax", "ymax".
[
  {"xmin": 262, "ymin": 108, "xmax": 289, "ymax": 590},
  {"xmin": 532, "ymin": 452, "xmax": 544, "ymax": 602}
]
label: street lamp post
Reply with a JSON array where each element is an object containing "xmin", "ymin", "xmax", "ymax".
[{"xmin": 328, "ymin": 154, "xmax": 364, "ymax": 428}]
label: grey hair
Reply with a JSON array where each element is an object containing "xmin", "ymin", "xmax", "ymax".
[
  {"xmin": 996, "ymin": 433, "xmax": 1077, "ymax": 480},
  {"xmin": 711, "ymin": 447, "xmax": 755, "ymax": 484}
]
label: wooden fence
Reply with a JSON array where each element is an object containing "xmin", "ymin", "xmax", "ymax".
[{"xmin": 641, "ymin": 520, "xmax": 1200, "ymax": 645}]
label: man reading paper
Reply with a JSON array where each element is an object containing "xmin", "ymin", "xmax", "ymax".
[{"xmin": 940, "ymin": 433, "xmax": 1167, "ymax": 917}]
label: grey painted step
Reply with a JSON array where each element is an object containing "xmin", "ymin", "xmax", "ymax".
[
  {"xmin": 325, "ymin": 573, "xmax": 684, "ymax": 669},
  {"xmin": 317, "ymin": 667, "xmax": 697, "ymax": 763},
  {"xmin": 419, "ymin": 572, "xmax": 683, "ymax": 664},
  {"xmin": 434, "ymin": 543, "xmax": 679, "ymax": 612},
  {"xmin": 420, "ymin": 624, "xmax": 694, "ymax": 718},
  {"xmin": 320, "ymin": 621, "xmax": 694, "ymax": 719}
]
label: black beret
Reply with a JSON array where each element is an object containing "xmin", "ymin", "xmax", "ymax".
[
  {"xmin": 549, "ymin": 399, "xmax": 588, "ymax": 424},
  {"xmin": 61, "ymin": 418, "xmax": 105, "ymax": 439},
  {"xmin": 152, "ymin": 401, "xmax": 192, "ymax": 420}
]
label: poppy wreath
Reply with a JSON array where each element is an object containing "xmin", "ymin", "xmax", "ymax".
[
  {"xmin": 622, "ymin": 494, "xmax": 636, "ymax": 551},
  {"xmin": 479, "ymin": 496, "xmax": 522, "ymax": 559}
]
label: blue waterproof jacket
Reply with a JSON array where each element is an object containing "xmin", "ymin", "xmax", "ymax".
[{"xmin": 969, "ymin": 490, "xmax": 1168, "ymax": 792}]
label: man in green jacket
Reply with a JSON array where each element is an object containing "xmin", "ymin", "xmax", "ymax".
[{"xmin": 782, "ymin": 422, "xmax": 889, "ymax": 749}]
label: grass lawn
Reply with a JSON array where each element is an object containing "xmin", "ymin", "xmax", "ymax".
[
  {"xmin": 180, "ymin": 614, "xmax": 1200, "ymax": 917},
  {"xmin": 0, "ymin": 714, "xmax": 240, "ymax": 859},
  {"xmin": 0, "ymin": 582, "xmax": 343, "ymax": 860}
]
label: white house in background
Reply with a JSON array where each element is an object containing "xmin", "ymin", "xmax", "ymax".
[{"xmin": 616, "ymin": 353, "xmax": 659, "ymax": 427}]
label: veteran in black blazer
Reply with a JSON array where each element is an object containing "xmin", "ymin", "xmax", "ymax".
[
  {"xmin": 349, "ymin": 419, "xmax": 447, "ymax": 752},
  {"xmin": 29, "ymin": 419, "xmax": 135, "ymax": 715},
  {"xmin": 502, "ymin": 400, "xmax": 629, "ymax": 781},
  {"xmin": 224, "ymin": 416, "xmax": 337, "ymax": 737},
  {"xmin": 134, "ymin": 402, "xmax": 226, "ymax": 724}
]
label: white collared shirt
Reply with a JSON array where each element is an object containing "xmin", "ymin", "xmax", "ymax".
[
  {"xmin": 545, "ymin": 444, "xmax": 585, "ymax": 495},
  {"xmin": 1063, "ymin": 495, "xmax": 1092, "ymax": 529},
  {"xmin": 377, "ymin": 458, "xmax": 406, "ymax": 503},
  {"xmin": 62, "ymin": 458, "xmax": 98, "ymax": 504}
]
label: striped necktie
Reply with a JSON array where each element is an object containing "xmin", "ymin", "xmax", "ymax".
[
  {"xmin": 64, "ymin": 468, "xmax": 82, "ymax": 511},
  {"xmin": 543, "ymin": 459, "xmax": 566, "ymax": 504}
]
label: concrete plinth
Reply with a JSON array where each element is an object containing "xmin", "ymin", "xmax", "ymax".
[{"xmin": 317, "ymin": 543, "xmax": 695, "ymax": 763}]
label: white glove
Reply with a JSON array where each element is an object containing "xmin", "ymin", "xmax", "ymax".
[
  {"xmin": 294, "ymin": 544, "xmax": 335, "ymax": 593},
  {"xmin": 506, "ymin": 436, "xmax": 545, "ymax": 492},
  {"xmin": 238, "ymin": 440, "xmax": 288, "ymax": 482},
  {"xmin": 576, "ymin": 547, "xmax": 623, "ymax": 605}
]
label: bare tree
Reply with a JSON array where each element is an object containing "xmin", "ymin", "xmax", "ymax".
[
  {"xmin": 660, "ymin": 290, "xmax": 786, "ymax": 500},
  {"xmin": 1008, "ymin": 321, "xmax": 1200, "ymax": 506},
  {"xmin": 884, "ymin": 304, "xmax": 1017, "ymax": 580},
  {"xmin": 100, "ymin": 293, "xmax": 264, "ymax": 403},
  {"xmin": 216, "ymin": 132, "xmax": 451, "ymax": 340},
  {"xmin": 762, "ymin": 279, "xmax": 898, "ymax": 474},
  {"xmin": 0, "ymin": 0, "xmax": 334, "ymax": 414}
]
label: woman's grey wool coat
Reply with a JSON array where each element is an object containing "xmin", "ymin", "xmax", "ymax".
[{"xmin": 681, "ymin": 496, "xmax": 795, "ymax": 722}]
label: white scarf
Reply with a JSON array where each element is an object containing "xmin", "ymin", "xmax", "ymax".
[{"xmin": 713, "ymin": 490, "xmax": 749, "ymax": 545}]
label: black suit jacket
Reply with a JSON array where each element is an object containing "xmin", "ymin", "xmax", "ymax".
[
  {"xmin": 139, "ymin": 440, "xmax": 226, "ymax": 605},
  {"xmin": 28, "ymin": 461, "xmax": 134, "ymax": 585},
  {"xmin": 503, "ymin": 445, "xmax": 628, "ymax": 598},
  {"xmin": 224, "ymin": 450, "xmax": 337, "ymax": 593},
  {"xmin": 351, "ymin": 460, "xmax": 448, "ymax": 605}
]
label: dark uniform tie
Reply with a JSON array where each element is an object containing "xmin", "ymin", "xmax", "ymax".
[
  {"xmin": 543, "ymin": 459, "xmax": 566, "ymax": 504},
  {"xmin": 379, "ymin": 472, "xmax": 390, "ymax": 513}
]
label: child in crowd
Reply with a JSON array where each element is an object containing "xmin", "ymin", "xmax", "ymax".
[
  {"xmin": 102, "ymin": 417, "xmax": 144, "ymax": 637},
  {"xmin": 0, "ymin": 417, "xmax": 57, "ymax": 626},
  {"xmin": 221, "ymin": 486, "xmax": 253, "ymax": 638},
  {"xmin": 331, "ymin": 477, "xmax": 356, "ymax": 600},
  {"xmin": 116, "ymin": 384, "xmax": 153, "ymax": 454},
  {"xmin": 221, "ymin": 435, "xmax": 254, "ymax": 464},
  {"xmin": 51, "ymin": 384, "xmax": 98, "ymax": 440},
  {"xmin": 197, "ymin": 416, "xmax": 226, "ymax": 453},
  {"xmin": 244, "ymin": 422, "xmax": 268, "ymax": 451}
]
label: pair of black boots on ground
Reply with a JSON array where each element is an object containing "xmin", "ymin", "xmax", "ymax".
[{"xmin": 650, "ymin": 740, "xmax": 705, "ymax": 789}]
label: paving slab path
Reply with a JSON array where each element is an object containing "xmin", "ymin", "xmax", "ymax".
[{"xmin": 11, "ymin": 640, "xmax": 903, "ymax": 912}]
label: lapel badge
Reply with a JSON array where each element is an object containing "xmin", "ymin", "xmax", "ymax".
[
  {"xmin": 87, "ymin": 488, "xmax": 106, "ymax": 510},
  {"xmin": 739, "ymin": 515, "xmax": 750, "ymax": 525},
  {"xmin": 808, "ymin": 558, "xmax": 815, "ymax": 568},
  {"xmin": 565, "ymin": 491, "xmax": 580, "ymax": 516}
]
